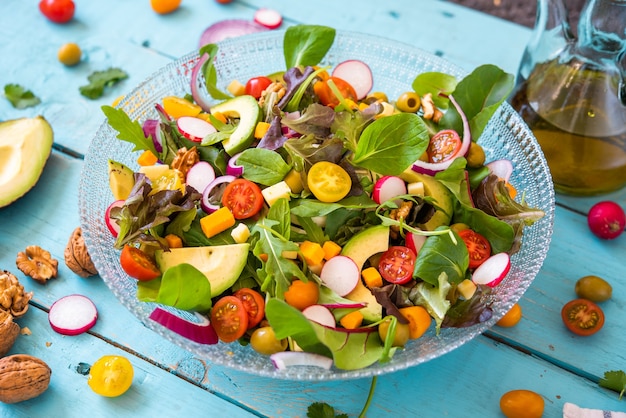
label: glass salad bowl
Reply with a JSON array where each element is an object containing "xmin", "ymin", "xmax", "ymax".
[{"xmin": 79, "ymin": 29, "xmax": 555, "ymax": 381}]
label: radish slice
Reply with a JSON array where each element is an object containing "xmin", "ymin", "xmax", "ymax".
[
  {"xmin": 471, "ymin": 252, "xmax": 511, "ymax": 287},
  {"xmin": 149, "ymin": 307, "xmax": 218, "ymax": 345},
  {"xmin": 486, "ymin": 159, "xmax": 513, "ymax": 183},
  {"xmin": 331, "ymin": 60, "xmax": 373, "ymax": 100},
  {"xmin": 405, "ymin": 232, "xmax": 427, "ymax": 255},
  {"xmin": 270, "ymin": 351, "xmax": 333, "ymax": 370},
  {"xmin": 253, "ymin": 8, "xmax": 283, "ymax": 30},
  {"xmin": 319, "ymin": 255, "xmax": 360, "ymax": 296},
  {"xmin": 225, "ymin": 152, "xmax": 244, "ymax": 177},
  {"xmin": 411, "ymin": 94, "xmax": 471, "ymax": 175},
  {"xmin": 105, "ymin": 200, "xmax": 125, "ymax": 237},
  {"xmin": 302, "ymin": 305, "xmax": 336, "ymax": 328},
  {"xmin": 201, "ymin": 175, "xmax": 236, "ymax": 213},
  {"xmin": 177, "ymin": 116, "xmax": 217, "ymax": 142},
  {"xmin": 186, "ymin": 161, "xmax": 216, "ymax": 195},
  {"xmin": 198, "ymin": 19, "xmax": 269, "ymax": 47},
  {"xmin": 48, "ymin": 295, "xmax": 98, "ymax": 336},
  {"xmin": 372, "ymin": 175, "xmax": 407, "ymax": 205}
]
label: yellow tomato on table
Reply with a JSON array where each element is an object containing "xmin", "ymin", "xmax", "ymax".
[{"xmin": 88, "ymin": 355, "xmax": 134, "ymax": 397}]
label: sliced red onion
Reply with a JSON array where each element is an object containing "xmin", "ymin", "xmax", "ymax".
[
  {"xmin": 226, "ymin": 152, "xmax": 244, "ymax": 177},
  {"xmin": 319, "ymin": 302, "xmax": 367, "ymax": 309},
  {"xmin": 149, "ymin": 307, "xmax": 218, "ymax": 345},
  {"xmin": 270, "ymin": 351, "xmax": 333, "ymax": 370},
  {"xmin": 155, "ymin": 103, "xmax": 171, "ymax": 121},
  {"xmin": 142, "ymin": 119, "xmax": 162, "ymax": 153},
  {"xmin": 411, "ymin": 94, "xmax": 471, "ymax": 175},
  {"xmin": 201, "ymin": 175, "xmax": 236, "ymax": 213},
  {"xmin": 190, "ymin": 54, "xmax": 213, "ymax": 113},
  {"xmin": 486, "ymin": 159, "xmax": 513, "ymax": 183},
  {"xmin": 198, "ymin": 19, "xmax": 269, "ymax": 48}
]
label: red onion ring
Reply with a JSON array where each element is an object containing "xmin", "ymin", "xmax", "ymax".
[
  {"xmin": 226, "ymin": 152, "xmax": 244, "ymax": 177},
  {"xmin": 201, "ymin": 175, "xmax": 236, "ymax": 213}
]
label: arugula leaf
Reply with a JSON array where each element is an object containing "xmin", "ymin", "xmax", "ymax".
[
  {"xmin": 101, "ymin": 105, "xmax": 158, "ymax": 155},
  {"xmin": 3, "ymin": 84, "xmax": 41, "ymax": 109},
  {"xmin": 599, "ymin": 370, "xmax": 626, "ymax": 400},
  {"xmin": 352, "ymin": 113, "xmax": 429, "ymax": 176},
  {"xmin": 80, "ymin": 68, "xmax": 128, "ymax": 99},
  {"xmin": 199, "ymin": 44, "xmax": 232, "ymax": 100},
  {"xmin": 238, "ymin": 148, "xmax": 292, "ymax": 186},
  {"xmin": 283, "ymin": 25, "xmax": 336, "ymax": 69},
  {"xmin": 307, "ymin": 402, "xmax": 348, "ymax": 418}
]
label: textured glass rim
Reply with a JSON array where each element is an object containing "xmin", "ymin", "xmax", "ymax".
[{"xmin": 79, "ymin": 29, "xmax": 555, "ymax": 381}]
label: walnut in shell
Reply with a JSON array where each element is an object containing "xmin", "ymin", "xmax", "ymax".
[
  {"xmin": 15, "ymin": 246, "xmax": 58, "ymax": 284},
  {"xmin": 0, "ymin": 270, "xmax": 33, "ymax": 318},
  {"xmin": 0, "ymin": 354, "xmax": 51, "ymax": 404},
  {"xmin": 64, "ymin": 227, "xmax": 98, "ymax": 278},
  {"xmin": 0, "ymin": 310, "xmax": 19, "ymax": 357}
]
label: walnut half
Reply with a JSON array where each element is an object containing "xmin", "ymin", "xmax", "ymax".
[
  {"xmin": 0, "ymin": 270, "xmax": 33, "ymax": 318},
  {"xmin": 64, "ymin": 227, "xmax": 98, "ymax": 278},
  {"xmin": 15, "ymin": 246, "xmax": 58, "ymax": 284}
]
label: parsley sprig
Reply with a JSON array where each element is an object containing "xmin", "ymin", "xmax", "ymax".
[
  {"xmin": 599, "ymin": 370, "xmax": 626, "ymax": 400},
  {"xmin": 3, "ymin": 84, "xmax": 41, "ymax": 109},
  {"xmin": 80, "ymin": 68, "xmax": 128, "ymax": 99}
]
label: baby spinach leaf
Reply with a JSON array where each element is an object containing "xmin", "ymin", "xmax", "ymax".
[
  {"xmin": 413, "ymin": 228, "xmax": 468, "ymax": 285},
  {"xmin": 412, "ymin": 72, "xmax": 458, "ymax": 109},
  {"xmin": 238, "ymin": 148, "xmax": 292, "ymax": 186},
  {"xmin": 284, "ymin": 25, "xmax": 336, "ymax": 69},
  {"xmin": 352, "ymin": 113, "xmax": 429, "ymax": 176}
]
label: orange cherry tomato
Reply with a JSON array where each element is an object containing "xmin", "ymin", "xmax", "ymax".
[
  {"xmin": 496, "ymin": 303, "xmax": 523, "ymax": 327},
  {"xmin": 119, "ymin": 245, "xmax": 161, "ymax": 281},
  {"xmin": 500, "ymin": 389, "xmax": 544, "ymax": 418},
  {"xmin": 150, "ymin": 0, "xmax": 181, "ymax": 14},
  {"xmin": 378, "ymin": 246, "xmax": 416, "ymax": 285},
  {"xmin": 561, "ymin": 298, "xmax": 605, "ymax": 336},
  {"xmin": 427, "ymin": 129, "xmax": 462, "ymax": 163},
  {"xmin": 233, "ymin": 288, "xmax": 265, "ymax": 329},
  {"xmin": 221, "ymin": 178, "xmax": 264, "ymax": 220},
  {"xmin": 284, "ymin": 279, "xmax": 319, "ymax": 311},
  {"xmin": 210, "ymin": 296, "xmax": 249, "ymax": 343},
  {"xmin": 314, "ymin": 76, "xmax": 357, "ymax": 108},
  {"xmin": 458, "ymin": 229, "xmax": 492, "ymax": 269}
]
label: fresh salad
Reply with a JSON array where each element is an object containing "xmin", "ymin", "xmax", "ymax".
[{"xmin": 101, "ymin": 25, "xmax": 545, "ymax": 371}]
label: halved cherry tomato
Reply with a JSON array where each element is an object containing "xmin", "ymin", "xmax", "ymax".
[
  {"xmin": 39, "ymin": 0, "xmax": 75, "ymax": 24},
  {"xmin": 221, "ymin": 178, "xmax": 264, "ymax": 219},
  {"xmin": 313, "ymin": 76, "xmax": 357, "ymax": 108},
  {"xmin": 458, "ymin": 229, "xmax": 491, "ymax": 269},
  {"xmin": 427, "ymin": 129, "xmax": 462, "ymax": 163},
  {"xmin": 378, "ymin": 246, "xmax": 416, "ymax": 285},
  {"xmin": 211, "ymin": 296, "xmax": 249, "ymax": 342},
  {"xmin": 233, "ymin": 288, "xmax": 265, "ymax": 329},
  {"xmin": 88, "ymin": 355, "xmax": 134, "ymax": 397},
  {"xmin": 119, "ymin": 245, "xmax": 161, "ymax": 281},
  {"xmin": 561, "ymin": 298, "xmax": 605, "ymax": 336},
  {"xmin": 307, "ymin": 161, "xmax": 352, "ymax": 203},
  {"xmin": 245, "ymin": 76, "xmax": 273, "ymax": 100}
]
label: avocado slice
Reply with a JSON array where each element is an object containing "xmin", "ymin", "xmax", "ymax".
[
  {"xmin": 0, "ymin": 116, "xmax": 53, "ymax": 208},
  {"xmin": 210, "ymin": 95, "xmax": 261, "ymax": 156},
  {"xmin": 154, "ymin": 243, "xmax": 250, "ymax": 298},
  {"xmin": 108, "ymin": 160, "xmax": 135, "ymax": 200},
  {"xmin": 340, "ymin": 225, "xmax": 390, "ymax": 322},
  {"xmin": 400, "ymin": 169, "xmax": 454, "ymax": 230}
]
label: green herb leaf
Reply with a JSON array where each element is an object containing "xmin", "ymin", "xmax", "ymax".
[
  {"xmin": 199, "ymin": 44, "xmax": 232, "ymax": 101},
  {"xmin": 599, "ymin": 370, "xmax": 626, "ymax": 400},
  {"xmin": 238, "ymin": 148, "xmax": 292, "ymax": 186},
  {"xmin": 307, "ymin": 402, "xmax": 348, "ymax": 418},
  {"xmin": 352, "ymin": 113, "xmax": 429, "ymax": 176},
  {"xmin": 3, "ymin": 84, "xmax": 41, "ymax": 109},
  {"xmin": 412, "ymin": 72, "xmax": 458, "ymax": 109},
  {"xmin": 284, "ymin": 25, "xmax": 336, "ymax": 69},
  {"xmin": 80, "ymin": 68, "xmax": 128, "ymax": 99},
  {"xmin": 413, "ymin": 228, "xmax": 468, "ymax": 285},
  {"xmin": 101, "ymin": 105, "xmax": 158, "ymax": 155}
]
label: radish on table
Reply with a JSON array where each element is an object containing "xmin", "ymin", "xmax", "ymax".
[{"xmin": 48, "ymin": 294, "xmax": 98, "ymax": 336}]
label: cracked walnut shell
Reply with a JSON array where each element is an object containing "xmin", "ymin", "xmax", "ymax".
[
  {"xmin": 0, "ymin": 310, "xmax": 19, "ymax": 357},
  {"xmin": 0, "ymin": 355, "xmax": 51, "ymax": 404},
  {"xmin": 0, "ymin": 271, "xmax": 33, "ymax": 318},
  {"xmin": 64, "ymin": 227, "xmax": 98, "ymax": 278},
  {"xmin": 16, "ymin": 246, "xmax": 58, "ymax": 284}
]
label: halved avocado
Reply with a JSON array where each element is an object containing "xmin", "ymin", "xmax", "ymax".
[
  {"xmin": 400, "ymin": 169, "xmax": 454, "ymax": 230},
  {"xmin": 210, "ymin": 95, "xmax": 261, "ymax": 156},
  {"xmin": 0, "ymin": 116, "xmax": 53, "ymax": 208}
]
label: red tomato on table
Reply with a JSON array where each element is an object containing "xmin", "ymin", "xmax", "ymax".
[{"xmin": 39, "ymin": 0, "xmax": 75, "ymax": 23}]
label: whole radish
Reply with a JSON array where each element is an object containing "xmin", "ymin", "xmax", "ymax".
[{"xmin": 587, "ymin": 201, "xmax": 625, "ymax": 240}]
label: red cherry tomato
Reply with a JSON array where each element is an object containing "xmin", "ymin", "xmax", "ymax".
[
  {"xmin": 39, "ymin": 0, "xmax": 75, "ymax": 23},
  {"xmin": 233, "ymin": 288, "xmax": 265, "ymax": 329},
  {"xmin": 211, "ymin": 296, "xmax": 249, "ymax": 343},
  {"xmin": 378, "ymin": 246, "xmax": 416, "ymax": 285},
  {"xmin": 313, "ymin": 76, "xmax": 358, "ymax": 108},
  {"xmin": 561, "ymin": 299, "xmax": 605, "ymax": 337},
  {"xmin": 119, "ymin": 245, "xmax": 161, "ymax": 281},
  {"xmin": 245, "ymin": 76, "xmax": 273, "ymax": 100},
  {"xmin": 221, "ymin": 178, "xmax": 264, "ymax": 220},
  {"xmin": 458, "ymin": 229, "xmax": 492, "ymax": 269},
  {"xmin": 427, "ymin": 129, "xmax": 462, "ymax": 163}
]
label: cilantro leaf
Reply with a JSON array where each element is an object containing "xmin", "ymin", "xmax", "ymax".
[
  {"xmin": 599, "ymin": 370, "xmax": 626, "ymax": 400},
  {"xmin": 101, "ymin": 105, "xmax": 157, "ymax": 155},
  {"xmin": 80, "ymin": 68, "xmax": 128, "ymax": 99},
  {"xmin": 307, "ymin": 402, "xmax": 348, "ymax": 418},
  {"xmin": 3, "ymin": 84, "xmax": 41, "ymax": 109}
]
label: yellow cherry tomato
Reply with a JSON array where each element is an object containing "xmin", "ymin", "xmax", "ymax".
[
  {"xmin": 496, "ymin": 303, "xmax": 523, "ymax": 327},
  {"xmin": 150, "ymin": 0, "xmax": 181, "ymax": 14},
  {"xmin": 500, "ymin": 389, "xmax": 544, "ymax": 418},
  {"xmin": 307, "ymin": 161, "xmax": 352, "ymax": 203},
  {"xmin": 57, "ymin": 42, "xmax": 81, "ymax": 66},
  {"xmin": 88, "ymin": 355, "xmax": 134, "ymax": 397}
]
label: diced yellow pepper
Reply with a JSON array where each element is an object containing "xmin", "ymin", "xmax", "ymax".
[
  {"xmin": 300, "ymin": 240, "xmax": 325, "ymax": 266},
  {"xmin": 162, "ymin": 96, "xmax": 202, "ymax": 119},
  {"xmin": 211, "ymin": 111, "xmax": 228, "ymax": 124},
  {"xmin": 227, "ymin": 80, "xmax": 246, "ymax": 96},
  {"xmin": 322, "ymin": 241, "xmax": 342, "ymax": 260},
  {"xmin": 254, "ymin": 121, "xmax": 271, "ymax": 139},
  {"xmin": 362, "ymin": 267, "xmax": 383, "ymax": 289}
]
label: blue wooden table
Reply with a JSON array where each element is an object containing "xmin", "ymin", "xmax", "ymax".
[{"xmin": 1, "ymin": 1, "xmax": 625, "ymax": 417}]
